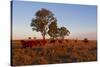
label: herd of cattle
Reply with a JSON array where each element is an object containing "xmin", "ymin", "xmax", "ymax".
[
  {"xmin": 21, "ymin": 39, "xmax": 64, "ymax": 48},
  {"xmin": 20, "ymin": 39, "xmax": 89, "ymax": 48},
  {"xmin": 21, "ymin": 40, "xmax": 46, "ymax": 48}
]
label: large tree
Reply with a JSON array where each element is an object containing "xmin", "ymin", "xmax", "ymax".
[
  {"xmin": 30, "ymin": 8, "xmax": 56, "ymax": 40},
  {"xmin": 48, "ymin": 19, "xmax": 58, "ymax": 39},
  {"xmin": 58, "ymin": 27, "xmax": 70, "ymax": 39}
]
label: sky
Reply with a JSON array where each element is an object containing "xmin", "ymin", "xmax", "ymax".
[{"xmin": 12, "ymin": 1, "xmax": 97, "ymax": 40}]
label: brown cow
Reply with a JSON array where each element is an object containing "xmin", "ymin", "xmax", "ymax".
[
  {"xmin": 40, "ymin": 40, "xmax": 47, "ymax": 45},
  {"xmin": 21, "ymin": 40, "xmax": 36, "ymax": 48},
  {"xmin": 21, "ymin": 40, "xmax": 47, "ymax": 48},
  {"xmin": 58, "ymin": 40, "xmax": 63, "ymax": 44},
  {"xmin": 50, "ymin": 40, "xmax": 56, "ymax": 43}
]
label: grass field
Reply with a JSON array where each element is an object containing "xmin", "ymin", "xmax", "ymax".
[{"xmin": 11, "ymin": 39, "xmax": 97, "ymax": 66}]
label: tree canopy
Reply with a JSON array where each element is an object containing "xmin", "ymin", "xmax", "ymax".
[
  {"xmin": 48, "ymin": 19, "xmax": 58, "ymax": 39},
  {"xmin": 31, "ymin": 8, "xmax": 70, "ymax": 40},
  {"xmin": 31, "ymin": 8, "xmax": 56, "ymax": 40},
  {"xmin": 58, "ymin": 27, "xmax": 70, "ymax": 39}
]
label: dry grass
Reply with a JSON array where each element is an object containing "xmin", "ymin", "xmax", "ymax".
[{"xmin": 11, "ymin": 39, "xmax": 97, "ymax": 66}]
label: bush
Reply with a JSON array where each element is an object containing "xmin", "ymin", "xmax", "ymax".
[
  {"xmin": 83, "ymin": 38, "xmax": 88, "ymax": 43},
  {"xmin": 28, "ymin": 37, "xmax": 31, "ymax": 39}
]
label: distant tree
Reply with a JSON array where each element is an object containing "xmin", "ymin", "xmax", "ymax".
[
  {"xmin": 48, "ymin": 19, "xmax": 58, "ymax": 39},
  {"xmin": 58, "ymin": 27, "xmax": 70, "ymax": 39},
  {"xmin": 83, "ymin": 38, "xmax": 88, "ymax": 43},
  {"xmin": 30, "ymin": 8, "xmax": 56, "ymax": 40},
  {"xmin": 28, "ymin": 37, "xmax": 31, "ymax": 39},
  {"xmin": 33, "ymin": 37, "xmax": 36, "ymax": 39}
]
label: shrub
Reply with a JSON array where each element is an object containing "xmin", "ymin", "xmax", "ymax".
[
  {"xmin": 28, "ymin": 37, "xmax": 31, "ymax": 39},
  {"xmin": 83, "ymin": 38, "xmax": 88, "ymax": 43}
]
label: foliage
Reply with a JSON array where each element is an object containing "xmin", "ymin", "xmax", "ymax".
[
  {"xmin": 48, "ymin": 19, "xmax": 58, "ymax": 39},
  {"xmin": 31, "ymin": 8, "xmax": 56, "ymax": 40},
  {"xmin": 58, "ymin": 27, "xmax": 70, "ymax": 39},
  {"xmin": 83, "ymin": 38, "xmax": 88, "ymax": 43},
  {"xmin": 31, "ymin": 8, "xmax": 70, "ymax": 40}
]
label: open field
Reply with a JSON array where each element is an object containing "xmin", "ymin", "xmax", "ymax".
[{"xmin": 11, "ymin": 39, "xmax": 97, "ymax": 66}]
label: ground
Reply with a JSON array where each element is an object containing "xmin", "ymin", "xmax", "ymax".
[{"xmin": 11, "ymin": 39, "xmax": 97, "ymax": 66}]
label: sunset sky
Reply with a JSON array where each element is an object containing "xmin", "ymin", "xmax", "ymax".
[{"xmin": 12, "ymin": 1, "xmax": 97, "ymax": 40}]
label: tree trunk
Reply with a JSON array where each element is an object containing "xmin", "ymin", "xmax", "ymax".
[
  {"xmin": 41, "ymin": 33, "xmax": 46, "ymax": 45},
  {"xmin": 42, "ymin": 34, "xmax": 45, "ymax": 40}
]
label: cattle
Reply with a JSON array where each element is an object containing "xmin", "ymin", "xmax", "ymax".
[
  {"xmin": 50, "ymin": 40, "xmax": 56, "ymax": 43},
  {"xmin": 21, "ymin": 40, "xmax": 47, "ymax": 48},
  {"xmin": 35, "ymin": 40, "xmax": 47, "ymax": 46},
  {"xmin": 58, "ymin": 40, "xmax": 63, "ymax": 44},
  {"xmin": 40, "ymin": 40, "xmax": 47, "ymax": 45},
  {"xmin": 35, "ymin": 40, "xmax": 41, "ymax": 46},
  {"xmin": 21, "ymin": 40, "xmax": 37, "ymax": 48},
  {"xmin": 65, "ymin": 39, "xmax": 69, "ymax": 42},
  {"xmin": 74, "ymin": 40, "xmax": 77, "ymax": 43}
]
